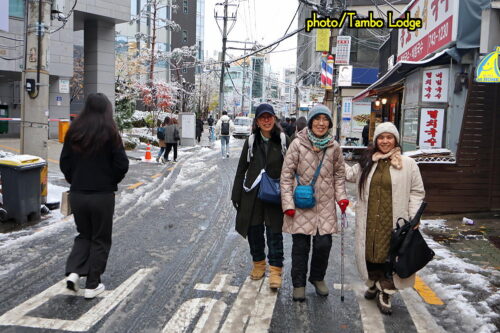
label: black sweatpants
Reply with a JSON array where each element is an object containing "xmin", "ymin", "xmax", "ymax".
[
  {"xmin": 66, "ymin": 192, "xmax": 115, "ymax": 289},
  {"xmin": 164, "ymin": 143, "xmax": 178, "ymax": 161},
  {"xmin": 247, "ymin": 224, "xmax": 284, "ymax": 267},
  {"xmin": 291, "ymin": 233, "xmax": 332, "ymax": 287}
]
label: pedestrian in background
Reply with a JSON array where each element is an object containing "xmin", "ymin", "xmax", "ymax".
[
  {"xmin": 215, "ymin": 111, "xmax": 235, "ymax": 158},
  {"xmin": 345, "ymin": 122, "xmax": 425, "ymax": 315},
  {"xmin": 362, "ymin": 120, "xmax": 370, "ymax": 146},
  {"xmin": 196, "ymin": 116, "xmax": 204, "ymax": 144},
  {"xmin": 280, "ymin": 104, "xmax": 349, "ymax": 302},
  {"xmin": 290, "ymin": 116, "xmax": 306, "ymax": 141},
  {"xmin": 60, "ymin": 93, "xmax": 129, "ymax": 299},
  {"xmin": 164, "ymin": 117, "xmax": 180, "ymax": 162},
  {"xmin": 231, "ymin": 104, "xmax": 290, "ymax": 290},
  {"xmin": 287, "ymin": 117, "xmax": 297, "ymax": 137},
  {"xmin": 156, "ymin": 117, "xmax": 169, "ymax": 163}
]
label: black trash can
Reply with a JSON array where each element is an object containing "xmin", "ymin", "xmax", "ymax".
[{"xmin": 0, "ymin": 155, "xmax": 46, "ymax": 223}]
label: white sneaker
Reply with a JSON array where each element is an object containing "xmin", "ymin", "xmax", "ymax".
[
  {"xmin": 160, "ymin": 157, "xmax": 166, "ymax": 164},
  {"xmin": 156, "ymin": 156, "xmax": 160, "ymax": 163},
  {"xmin": 66, "ymin": 273, "xmax": 79, "ymax": 292},
  {"xmin": 84, "ymin": 283, "xmax": 105, "ymax": 299}
]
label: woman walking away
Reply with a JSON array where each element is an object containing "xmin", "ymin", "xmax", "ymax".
[
  {"xmin": 231, "ymin": 103, "xmax": 290, "ymax": 290},
  {"xmin": 290, "ymin": 116, "xmax": 307, "ymax": 141},
  {"xmin": 60, "ymin": 93, "xmax": 129, "ymax": 299},
  {"xmin": 345, "ymin": 122, "xmax": 425, "ymax": 315},
  {"xmin": 164, "ymin": 117, "xmax": 180, "ymax": 162},
  {"xmin": 156, "ymin": 117, "xmax": 169, "ymax": 163},
  {"xmin": 281, "ymin": 104, "xmax": 349, "ymax": 302},
  {"xmin": 196, "ymin": 116, "xmax": 204, "ymax": 143}
]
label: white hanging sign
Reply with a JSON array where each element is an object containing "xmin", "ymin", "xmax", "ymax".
[
  {"xmin": 421, "ymin": 68, "xmax": 449, "ymax": 103},
  {"xmin": 419, "ymin": 108, "xmax": 445, "ymax": 148}
]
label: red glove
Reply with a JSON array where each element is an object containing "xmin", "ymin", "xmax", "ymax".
[
  {"xmin": 337, "ymin": 199, "xmax": 349, "ymax": 213},
  {"xmin": 284, "ymin": 209, "xmax": 296, "ymax": 217}
]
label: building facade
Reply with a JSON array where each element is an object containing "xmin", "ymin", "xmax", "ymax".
[{"xmin": 0, "ymin": 0, "xmax": 130, "ymax": 138}]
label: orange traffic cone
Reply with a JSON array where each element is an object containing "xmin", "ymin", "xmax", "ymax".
[{"xmin": 145, "ymin": 144, "xmax": 152, "ymax": 160}]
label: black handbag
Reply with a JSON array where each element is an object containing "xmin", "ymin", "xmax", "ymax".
[{"xmin": 390, "ymin": 202, "xmax": 435, "ymax": 278}]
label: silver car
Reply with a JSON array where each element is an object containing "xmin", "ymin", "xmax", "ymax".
[{"xmin": 233, "ymin": 117, "xmax": 253, "ymax": 138}]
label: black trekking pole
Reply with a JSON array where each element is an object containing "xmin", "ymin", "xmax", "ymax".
[{"xmin": 340, "ymin": 211, "xmax": 348, "ymax": 302}]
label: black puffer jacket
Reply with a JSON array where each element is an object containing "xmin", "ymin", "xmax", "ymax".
[{"xmin": 231, "ymin": 133, "xmax": 290, "ymax": 237}]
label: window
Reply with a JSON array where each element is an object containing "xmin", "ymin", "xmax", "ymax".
[
  {"xmin": 9, "ymin": 0, "xmax": 24, "ymax": 18},
  {"xmin": 182, "ymin": 31, "xmax": 188, "ymax": 43},
  {"xmin": 183, "ymin": 0, "xmax": 188, "ymax": 14}
]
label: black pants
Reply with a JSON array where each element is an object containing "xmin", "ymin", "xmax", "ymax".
[
  {"xmin": 247, "ymin": 224, "xmax": 284, "ymax": 267},
  {"xmin": 291, "ymin": 233, "xmax": 332, "ymax": 287},
  {"xmin": 66, "ymin": 192, "xmax": 115, "ymax": 289},
  {"xmin": 164, "ymin": 143, "xmax": 178, "ymax": 161}
]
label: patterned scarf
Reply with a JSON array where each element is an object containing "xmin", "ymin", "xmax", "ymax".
[
  {"xmin": 372, "ymin": 147, "xmax": 403, "ymax": 170},
  {"xmin": 307, "ymin": 128, "xmax": 333, "ymax": 151}
]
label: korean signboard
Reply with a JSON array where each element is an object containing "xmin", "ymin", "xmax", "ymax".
[
  {"xmin": 419, "ymin": 108, "xmax": 445, "ymax": 148},
  {"xmin": 397, "ymin": 0, "xmax": 459, "ymax": 62},
  {"xmin": 335, "ymin": 36, "xmax": 351, "ymax": 65},
  {"xmin": 421, "ymin": 68, "xmax": 449, "ymax": 103},
  {"xmin": 342, "ymin": 97, "xmax": 353, "ymax": 119},
  {"xmin": 316, "ymin": 29, "xmax": 330, "ymax": 52}
]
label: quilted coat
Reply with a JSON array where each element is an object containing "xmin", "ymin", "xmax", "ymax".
[
  {"xmin": 281, "ymin": 129, "xmax": 347, "ymax": 235},
  {"xmin": 345, "ymin": 155, "xmax": 425, "ymax": 289}
]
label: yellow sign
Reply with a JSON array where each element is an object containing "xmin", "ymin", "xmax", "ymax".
[
  {"xmin": 315, "ymin": 29, "xmax": 330, "ymax": 52},
  {"xmin": 476, "ymin": 46, "xmax": 500, "ymax": 83}
]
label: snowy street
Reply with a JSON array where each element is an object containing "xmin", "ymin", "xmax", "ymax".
[{"xmin": 0, "ymin": 138, "xmax": 498, "ymax": 333}]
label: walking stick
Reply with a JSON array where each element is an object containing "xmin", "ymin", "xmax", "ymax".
[{"xmin": 340, "ymin": 212, "xmax": 348, "ymax": 302}]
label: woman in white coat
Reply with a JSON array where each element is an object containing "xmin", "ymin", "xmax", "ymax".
[{"xmin": 345, "ymin": 122, "xmax": 425, "ymax": 315}]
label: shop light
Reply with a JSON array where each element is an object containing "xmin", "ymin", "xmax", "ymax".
[
  {"xmin": 375, "ymin": 99, "xmax": 381, "ymax": 107},
  {"xmin": 381, "ymin": 98, "xmax": 388, "ymax": 105}
]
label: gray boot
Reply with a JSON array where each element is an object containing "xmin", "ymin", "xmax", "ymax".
[
  {"xmin": 292, "ymin": 287, "xmax": 306, "ymax": 302},
  {"xmin": 310, "ymin": 280, "xmax": 329, "ymax": 296}
]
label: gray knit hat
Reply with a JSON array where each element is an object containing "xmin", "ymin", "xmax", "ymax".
[
  {"xmin": 373, "ymin": 122, "xmax": 400, "ymax": 144},
  {"xmin": 307, "ymin": 104, "xmax": 333, "ymax": 128}
]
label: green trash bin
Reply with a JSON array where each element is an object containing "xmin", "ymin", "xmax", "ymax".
[{"xmin": 0, "ymin": 155, "xmax": 46, "ymax": 223}]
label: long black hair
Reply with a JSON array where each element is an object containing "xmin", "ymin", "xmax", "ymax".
[
  {"xmin": 358, "ymin": 139, "xmax": 402, "ymax": 196},
  {"xmin": 66, "ymin": 93, "xmax": 122, "ymax": 156}
]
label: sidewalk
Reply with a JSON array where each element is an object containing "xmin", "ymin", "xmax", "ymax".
[
  {"xmin": 0, "ymin": 138, "xmax": 63, "ymax": 168},
  {"xmin": 422, "ymin": 212, "xmax": 500, "ymax": 271}
]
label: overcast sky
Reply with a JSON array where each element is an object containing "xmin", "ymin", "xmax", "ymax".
[{"xmin": 203, "ymin": 0, "xmax": 300, "ymax": 77}]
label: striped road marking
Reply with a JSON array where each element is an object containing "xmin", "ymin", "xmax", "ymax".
[
  {"xmin": 413, "ymin": 275, "xmax": 444, "ymax": 305},
  {"xmin": 0, "ymin": 269, "xmax": 152, "ymax": 331},
  {"xmin": 401, "ymin": 288, "xmax": 446, "ymax": 333},
  {"xmin": 151, "ymin": 173, "xmax": 162, "ymax": 179},
  {"xmin": 127, "ymin": 182, "xmax": 144, "ymax": 190},
  {"xmin": 351, "ymin": 283, "xmax": 386, "ymax": 333}
]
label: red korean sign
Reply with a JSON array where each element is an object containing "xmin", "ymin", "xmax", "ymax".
[
  {"xmin": 419, "ymin": 108, "xmax": 445, "ymax": 148},
  {"xmin": 421, "ymin": 68, "xmax": 449, "ymax": 103},
  {"xmin": 397, "ymin": 0, "xmax": 459, "ymax": 62}
]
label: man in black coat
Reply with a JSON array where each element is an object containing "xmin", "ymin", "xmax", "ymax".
[{"xmin": 196, "ymin": 117, "xmax": 203, "ymax": 143}]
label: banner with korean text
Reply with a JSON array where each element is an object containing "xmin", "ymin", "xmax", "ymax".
[
  {"xmin": 419, "ymin": 108, "xmax": 445, "ymax": 148},
  {"xmin": 422, "ymin": 68, "xmax": 449, "ymax": 103},
  {"xmin": 397, "ymin": 0, "xmax": 459, "ymax": 62}
]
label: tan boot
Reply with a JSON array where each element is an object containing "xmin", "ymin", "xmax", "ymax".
[
  {"xmin": 269, "ymin": 266, "xmax": 282, "ymax": 289},
  {"xmin": 250, "ymin": 260, "xmax": 266, "ymax": 280}
]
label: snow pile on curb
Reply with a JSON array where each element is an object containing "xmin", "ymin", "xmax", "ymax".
[{"xmin": 420, "ymin": 223, "xmax": 500, "ymax": 333}]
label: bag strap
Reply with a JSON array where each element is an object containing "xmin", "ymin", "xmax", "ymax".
[
  {"xmin": 296, "ymin": 149, "xmax": 327, "ymax": 186},
  {"xmin": 243, "ymin": 169, "xmax": 265, "ymax": 192}
]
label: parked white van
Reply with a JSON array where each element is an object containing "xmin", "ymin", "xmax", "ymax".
[{"xmin": 233, "ymin": 117, "xmax": 253, "ymax": 138}]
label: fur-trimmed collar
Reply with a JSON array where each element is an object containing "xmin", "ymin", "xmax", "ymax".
[{"xmin": 372, "ymin": 147, "xmax": 402, "ymax": 170}]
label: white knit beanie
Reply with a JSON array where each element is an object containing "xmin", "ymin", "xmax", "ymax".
[{"xmin": 373, "ymin": 122, "xmax": 400, "ymax": 144}]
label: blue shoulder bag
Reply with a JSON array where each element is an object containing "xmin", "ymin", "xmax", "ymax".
[{"xmin": 293, "ymin": 151, "xmax": 326, "ymax": 209}]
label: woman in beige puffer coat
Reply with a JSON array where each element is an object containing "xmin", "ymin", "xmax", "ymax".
[
  {"xmin": 345, "ymin": 122, "xmax": 425, "ymax": 316},
  {"xmin": 281, "ymin": 105, "xmax": 349, "ymax": 302}
]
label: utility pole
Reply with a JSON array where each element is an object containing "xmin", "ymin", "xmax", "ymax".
[
  {"xmin": 214, "ymin": 0, "xmax": 236, "ymax": 118},
  {"xmin": 21, "ymin": 0, "xmax": 53, "ymax": 202}
]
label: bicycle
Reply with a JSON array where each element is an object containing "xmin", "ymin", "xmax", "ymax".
[{"xmin": 344, "ymin": 137, "xmax": 360, "ymax": 146}]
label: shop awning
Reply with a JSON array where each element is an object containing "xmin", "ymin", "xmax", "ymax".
[{"xmin": 352, "ymin": 49, "xmax": 455, "ymax": 101}]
